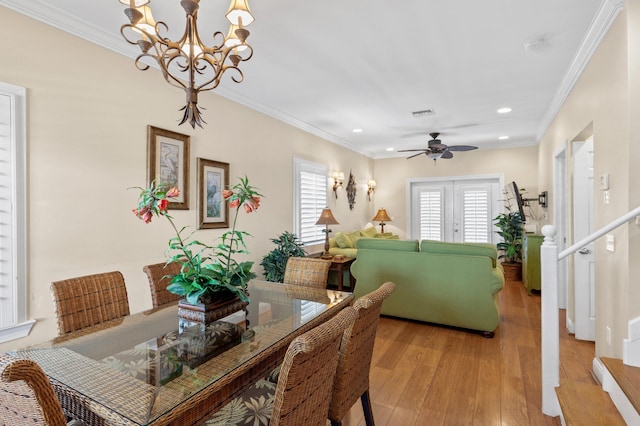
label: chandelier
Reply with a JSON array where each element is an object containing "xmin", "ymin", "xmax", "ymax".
[{"xmin": 118, "ymin": 0, "xmax": 254, "ymax": 128}]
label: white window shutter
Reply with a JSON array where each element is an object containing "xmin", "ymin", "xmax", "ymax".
[
  {"xmin": 294, "ymin": 159, "xmax": 328, "ymax": 245},
  {"xmin": 461, "ymin": 186, "xmax": 490, "ymax": 243},
  {"xmin": 418, "ymin": 188, "xmax": 443, "ymax": 241},
  {"xmin": 0, "ymin": 93, "xmax": 15, "ymax": 326}
]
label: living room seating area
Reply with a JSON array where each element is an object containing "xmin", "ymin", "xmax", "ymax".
[{"xmin": 351, "ymin": 238, "xmax": 505, "ymax": 336}]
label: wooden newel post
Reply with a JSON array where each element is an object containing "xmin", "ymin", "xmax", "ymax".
[{"xmin": 540, "ymin": 224, "xmax": 561, "ymax": 417}]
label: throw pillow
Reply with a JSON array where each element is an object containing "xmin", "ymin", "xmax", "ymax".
[
  {"xmin": 360, "ymin": 227, "xmax": 377, "ymax": 238},
  {"xmin": 347, "ymin": 231, "xmax": 362, "ymax": 247},
  {"xmin": 335, "ymin": 232, "xmax": 353, "ymax": 249}
]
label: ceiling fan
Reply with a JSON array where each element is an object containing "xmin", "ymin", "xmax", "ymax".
[{"xmin": 398, "ymin": 132, "xmax": 478, "ymax": 162}]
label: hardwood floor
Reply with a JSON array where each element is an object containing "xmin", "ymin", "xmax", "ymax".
[{"xmin": 340, "ymin": 278, "xmax": 596, "ymax": 426}]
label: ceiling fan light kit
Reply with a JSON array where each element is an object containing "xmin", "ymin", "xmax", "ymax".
[
  {"xmin": 398, "ymin": 132, "xmax": 478, "ymax": 163},
  {"xmin": 118, "ymin": 0, "xmax": 255, "ymax": 128}
]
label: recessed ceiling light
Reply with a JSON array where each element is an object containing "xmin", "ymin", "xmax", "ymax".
[
  {"xmin": 352, "ymin": 128, "xmax": 363, "ymax": 133},
  {"xmin": 497, "ymin": 107, "xmax": 512, "ymax": 114},
  {"xmin": 499, "ymin": 136, "xmax": 509, "ymax": 140},
  {"xmin": 386, "ymin": 147, "xmax": 395, "ymax": 152}
]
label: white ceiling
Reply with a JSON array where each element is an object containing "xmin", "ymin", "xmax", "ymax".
[{"xmin": 0, "ymin": 0, "xmax": 621, "ymax": 158}]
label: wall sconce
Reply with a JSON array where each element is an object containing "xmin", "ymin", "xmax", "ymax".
[
  {"xmin": 367, "ymin": 180, "xmax": 376, "ymax": 201},
  {"xmin": 332, "ymin": 171, "xmax": 344, "ymax": 198}
]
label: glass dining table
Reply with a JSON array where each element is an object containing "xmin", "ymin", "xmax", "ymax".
[{"xmin": 11, "ymin": 280, "xmax": 353, "ymax": 425}]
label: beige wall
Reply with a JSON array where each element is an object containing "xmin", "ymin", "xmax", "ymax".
[
  {"xmin": 372, "ymin": 145, "xmax": 540, "ymax": 239},
  {"xmin": 537, "ymin": 5, "xmax": 637, "ymax": 358},
  {"xmin": 0, "ymin": 8, "xmax": 373, "ymax": 352}
]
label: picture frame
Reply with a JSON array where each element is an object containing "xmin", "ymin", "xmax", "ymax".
[
  {"xmin": 197, "ymin": 158, "xmax": 230, "ymax": 229},
  {"xmin": 147, "ymin": 126, "xmax": 190, "ymax": 210}
]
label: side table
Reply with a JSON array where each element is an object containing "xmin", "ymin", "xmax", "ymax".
[{"xmin": 329, "ymin": 257, "xmax": 356, "ymax": 291}]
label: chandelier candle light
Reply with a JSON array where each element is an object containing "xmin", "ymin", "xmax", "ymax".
[{"xmin": 118, "ymin": 0, "xmax": 255, "ymax": 128}]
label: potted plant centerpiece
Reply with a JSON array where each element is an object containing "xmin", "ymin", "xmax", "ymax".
[
  {"xmin": 132, "ymin": 176, "xmax": 262, "ymax": 324},
  {"xmin": 493, "ymin": 210, "xmax": 524, "ymax": 281}
]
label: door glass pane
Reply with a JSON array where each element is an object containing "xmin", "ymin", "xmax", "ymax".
[{"xmin": 419, "ymin": 188, "xmax": 443, "ymax": 241}]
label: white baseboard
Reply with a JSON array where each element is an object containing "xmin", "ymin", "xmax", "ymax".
[
  {"xmin": 597, "ymin": 357, "xmax": 640, "ymax": 425},
  {"xmin": 566, "ymin": 315, "xmax": 575, "ymax": 334},
  {"xmin": 623, "ymin": 316, "xmax": 640, "ymax": 367}
]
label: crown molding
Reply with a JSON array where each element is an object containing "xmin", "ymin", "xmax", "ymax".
[{"xmin": 536, "ymin": 0, "xmax": 624, "ymax": 142}]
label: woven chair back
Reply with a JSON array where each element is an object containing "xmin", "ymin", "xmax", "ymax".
[
  {"xmin": 0, "ymin": 355, "xmax": 67, "ymax": 426},
  {"xmin": 142, "ymin": 262, "xmax": 182, "ymax": 308},
  {"xmin": 271, "ymin": 306, "xmax": 357, "ymax": 426},
  {"xmin": 329, "ymin": 281, "xmax": 396, "ymax": 422},
  {"xmin": 50, "ymin": 271, "xmax": 130, "ymax": 335},
  {"xmin": 283, "ymin": 257, "xmax": 331, "ymax": 288}
]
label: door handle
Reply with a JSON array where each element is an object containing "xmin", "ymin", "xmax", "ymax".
[{"xmin": 578, "ymin": 248, "xmax": 591, "ymax": 255}]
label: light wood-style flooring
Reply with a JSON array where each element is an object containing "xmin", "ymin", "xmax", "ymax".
[{"xmin": 341, "ymin": 278, "xmax": 596, "ymax": 425}]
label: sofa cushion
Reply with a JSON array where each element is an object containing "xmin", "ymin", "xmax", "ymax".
[
  {"xmin": 356, "ymin": 238, "xmax": 419, "ymax": 252},
  {"xmin": 347, "ymin": 231, "xmax": 362, "ymax": 246},
  {"xmin": 420, "ymin": 240, "xmax": 498, "ymax": 268},
  {"xmin": 335, "ymin": 232, "xmax": 353, "ymax": 249},
  {"xmin": 360, "ymin": 227, "xmax": 377, "ymax": 238}
]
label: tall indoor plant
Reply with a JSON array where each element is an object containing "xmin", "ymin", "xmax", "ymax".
[
  {"xmin": 493, "ymin": 210, "xmax": 524, "ymax": 280},
  {"xmin": 260, "ymin": 231, "xmax": 306, "ymax": 282},
  {"xmin": 132, "ymin": 176, "xmax": 262, "ymax": 305}
]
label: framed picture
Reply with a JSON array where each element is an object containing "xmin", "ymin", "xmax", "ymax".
[
  {"xmin": 147, "ymin": 126, "xmax": 190, "ymax": 210},
  {"xmin": 197, "ymin": 158, "xmax": 229, "ymax": 229}
]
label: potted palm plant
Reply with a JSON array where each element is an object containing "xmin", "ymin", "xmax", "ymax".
[
  {"xmin": 260, "ymin": 231, "xmax": 306, "ymax": 282},
  {"xmin": 493, "ymin": 210, "xmax": 524, "ymax": 281}
]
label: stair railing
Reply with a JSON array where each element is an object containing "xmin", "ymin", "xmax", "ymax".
[{"xmin": 540, "ymin": 205, "xmax": 640, "ymax": 416}]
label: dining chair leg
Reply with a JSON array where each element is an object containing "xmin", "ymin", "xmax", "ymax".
[{"xmin": 361, "ymin": 390, "xmax": 375, "ymax": 426}]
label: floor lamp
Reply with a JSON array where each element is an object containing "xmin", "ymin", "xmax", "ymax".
[{"xmin": 316, "ymin": 208, "xmax": 339, "ymax": 259}]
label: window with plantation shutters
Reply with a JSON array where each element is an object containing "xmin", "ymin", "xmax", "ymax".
[
  {"xmin": 461, "ymin": 186, "xmax": 491, "ymax": 243},
  {"xmin": 294, "ymin": 158, "xmax": 328, "ymax": 246},
  {"xmin": 418, "ymin": 188, "xmax": 443, "ymax": 241},
  {"xmin": 0, "ymin": 82, "xmax": 32, "ymax": 343},
  {"xmin": 410, "ymin": 176, "xmax": 501, "ymax": 244}
]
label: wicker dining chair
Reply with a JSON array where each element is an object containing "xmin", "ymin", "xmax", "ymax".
[
  {"xmin": 283, "ymin": 257, "xmax": 331, "ymax": 288},
  {"xmin": 0, "ymin": 354, "xmax": 69, "ymax": 426},
  {"xmin": 142, "ymin": 262, "xmax": 182, "ymax": 308},
  {"xmin": 329, "ymin": 281, "xmax": 396, "ymax": 426},
  {"xmin": 205, "ymin": 306, "xmax": 358, "ymax": 426},
  {"xmin": 50, "ymin": 271, "xmax": 130, "ymax": 335}
]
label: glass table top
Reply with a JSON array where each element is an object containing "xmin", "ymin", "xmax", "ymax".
[{"xmin": 13, "ymin": 280, "xmax": 353, "ymax": 425}]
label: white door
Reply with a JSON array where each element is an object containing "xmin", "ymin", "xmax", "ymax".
[
  {"xmin": 410, "ymin": 178, "xmax": 500, "ymax": 244},
  {"xmin": 573, "ymin": 138, "xmax": 595, "ymax": 341}
]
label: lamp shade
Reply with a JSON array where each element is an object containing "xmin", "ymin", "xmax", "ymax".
[
  {"xmin": 226, "ymin": 0, "xmax": 255, "ymax": 26},
  {"xmin": 315, "ymin": 208, "xmax": 339, "ymax": 225},
  {"xmin": 120, "ymin": 0, "xmax": 150, "ymax": 7},
  {"xmin": 372, "ymin": 208, "xmax": 391, "ymax": 222}
]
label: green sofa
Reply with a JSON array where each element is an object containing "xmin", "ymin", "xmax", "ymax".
[
  {"xmin": 328, "ymin": 226, "xmax": 398, "ymax": 257},
  {"xmin": 351, "ymin": 238, "xmax": 505, "ymax": 336}
]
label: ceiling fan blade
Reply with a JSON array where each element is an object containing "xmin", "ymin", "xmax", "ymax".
[
  {"xmin": 447, "ymin": 145, "xmax": 478, "ymax": 152},
  {"xmin": 398, "ymin": 148, "xmax": 428, "ymax": 152},
  {"xmin": 441, "ymin": 151, "xmax": 454, "ymax": 159},
  {"xmin": 406, "ymin": 152, "xmax": 425, "ymax": 159}
]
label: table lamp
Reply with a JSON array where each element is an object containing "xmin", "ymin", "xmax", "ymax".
[
  {"xmin": 372, "ymin": 208, "xmax": 392, "ymax": 233},
  {"xmin": 315, "ymin": 208, "xmax": 339, "ymax": 259}
]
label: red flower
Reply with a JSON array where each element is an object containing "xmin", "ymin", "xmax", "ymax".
[
  {"xmin": 251, "ymin": 196, "xmax": 261, "ymax": 209},
  {"xmin": 243, "ymin": 203, "xmax": 253, "ymax": 213},
  {"xmin": 157, "ymin": 199, "xmax": 169, "ymax": 212},
  {"xmin": 222, "ymin": 189, "xmax": 233, "ymax": 199},
  {"xmin": 229, "ymin": 199, "xmax": 240, "ymax": 209},
  {"xmin": 166, "ymin": 187, "xmax": 180, "ymax": 198}
]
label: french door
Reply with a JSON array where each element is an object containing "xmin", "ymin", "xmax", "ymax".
[{"xmin": 409, "ymin": 177, "xmax": 502, "ymax": 244}]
